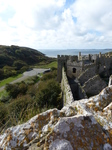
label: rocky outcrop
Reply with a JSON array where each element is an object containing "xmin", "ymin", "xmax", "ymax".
[{"xmin": 0, "ymin": 86, "xmax": 112, "ymax": 149}]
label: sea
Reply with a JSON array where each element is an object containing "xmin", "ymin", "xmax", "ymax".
[{"xmin": 39, "ymin": 49, "xmax": 112, "ymax": 58}]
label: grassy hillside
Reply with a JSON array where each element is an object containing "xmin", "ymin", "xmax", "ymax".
[
  {"xmin": 0, "ymin": 45, "xmax": 55, "ymax": 80},
  {"xmin": 0, "ymin": 69, "xmax": 62, "ymax": 133},
  {"xmin": 0, "ymin": 45, "xmax": 52, "ymax": 67}
]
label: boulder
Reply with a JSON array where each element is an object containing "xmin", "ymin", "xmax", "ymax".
[{"xmin": 0, "ymin": 86, "xmax": 112, "ymax": 149}]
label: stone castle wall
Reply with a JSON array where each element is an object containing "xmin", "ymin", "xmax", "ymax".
[
  {"xmin": 78, "ymin": 65, "xmax": 96, "ymax": 85},
  {"xmin": 61, "ymin": 67, "xmax": 74, "ymax": 106},
  {"xmin": 57, "ymin": 55, "xmax": 68, "ymax": 83},
  {"xmin": 97, "ymin": 56, "xmax": 112, "ymax": 74},
  {"xmin": 77, "ymin": 80, "xmax": 88, "ymax": 99},
  {"xmin": 83, "ymin": 75, "xmax": 107, "ymax": 96},
  {"xmin": 58, "ymin": 52, "xmax": 112, "ymax": 103},
  {"xmin": 67, "ymin": 60, "xmax": 83, "ymax": 78}
]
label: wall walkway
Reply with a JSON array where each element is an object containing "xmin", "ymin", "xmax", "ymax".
[{"xmin": 61, "ymin": 68, "xmax": 74, "ymax": 106}]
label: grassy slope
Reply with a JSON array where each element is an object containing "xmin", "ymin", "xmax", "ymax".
[
  {"xmin": 35, "ymin": 61, "xmax": 57, "ymax": 69},
  {"xmin": 0, "ymin": 74, "xmax": 22, "ymax": 88}
]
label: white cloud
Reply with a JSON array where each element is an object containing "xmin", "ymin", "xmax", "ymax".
[
  {"xmin": 8, "ymin": 0, "xmax": 66, "ymax": 29},
  {"xmin": 0, "ymin": 0, "xmax": 112, "ymax": 49},
  {"xmin": 71, "ymin": 0, "xmax": 112, "ymax": 33}
]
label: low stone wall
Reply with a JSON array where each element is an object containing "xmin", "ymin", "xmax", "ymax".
[{"xmin": 61, "ymin": 67, "xmax": 74, "ymax": 106}]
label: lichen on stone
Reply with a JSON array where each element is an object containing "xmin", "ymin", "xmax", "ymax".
[{"xmin": 0, "ymin": 86, "xmax": 112, "ymax": 149}]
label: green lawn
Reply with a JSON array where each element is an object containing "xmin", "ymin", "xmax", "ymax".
[
  {"xmin": 0, "ymin": 74, "xmax": 22, "ymax": 88},
  {"xmin": 35, "ymin": 61, "xmax": 57, "ymax": 69}
]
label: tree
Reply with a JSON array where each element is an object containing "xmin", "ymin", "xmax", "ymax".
[{"xmin": 13, "ymin": 60, "xmax": 27, "ymax": 70}]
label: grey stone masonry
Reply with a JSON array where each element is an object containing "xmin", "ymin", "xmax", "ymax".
[
  {"xmin": 57, "ymin": 52, "xmax": 112, "ymax": 102},
  {"xmin": 108, "ymin": 75, "xmax": 112, "ymax": 86},
  {"xmin": 61, "ymin": 67, "xmax": 74, "ymax": 106},
  {"xmin": 83, "ymin": 75, "xmax": 107, "ymax": 96}
]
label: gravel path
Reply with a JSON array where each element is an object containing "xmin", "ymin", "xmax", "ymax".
[{"xmin": 0, "ymin": 68, "xmax": 50, "ymax": 92}]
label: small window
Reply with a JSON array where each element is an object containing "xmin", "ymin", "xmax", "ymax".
[
  {"xmin": 73, "ymin": 68, "xmax": 76, "ymax": 73},
  {"xmin": 104, "ymin": 66, "xmax": 106, "ymax": 70}
]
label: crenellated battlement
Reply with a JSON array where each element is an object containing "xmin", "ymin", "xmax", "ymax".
[
  {"xmin": 57, "ymin": 50, "xmax": 112, "ymax": 105},
  {"xmin": 57, "ymin": 51, "xmax": 112, "ymax": 82}
]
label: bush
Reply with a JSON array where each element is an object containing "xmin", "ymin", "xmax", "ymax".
[
  {"xmin": 0, "ymin": 69, "xmax": 4, "ymax": 80},
  {"xmin": 18, "ymin": 82, "xmax": 28, "ymax": 95},
  {"xmin": 3, "ymin": 65, "xmax": 17, "ymax": 78},
  {"xmin": 24, "ymin": 76, "xmax": 40, "ymax": 85},
  {"xmin": 13, "ymin": 60, "xmax": 27, "ymax": 70},
  {"xmin": 5, "ymin": 84, "xmax": 19, "ymax": 98},
  {"xmin": 20, "ymin": 66, "xmax": 29, "ymax": 72},
  {"xmin": 0, "ymin": 68, "xmax": 62, "ymax": 131},
  {"xmin": 0, "ymin": 95, "xmax": 10, "ymax": 103},
  {"xmin": 5, "ymin": 82, "xmax": 28, "ymax": 98},
  {"xmin": 51, "ymin": 67, "xmax": 57, "ymax": 71},
  {"xmin": 41, "ymin": 70, "xmax": 57, "ymax": 81},
  {"xmin": 0, "ymin": 104, "xmax": 8, "ymax": 125},
  {"xmin": 8, "ymin": 95, "xmax": 33, "ymax": 121},
  {"xmin": 36, "ymin": 79, "xmax": 61, "ymax": 108}
]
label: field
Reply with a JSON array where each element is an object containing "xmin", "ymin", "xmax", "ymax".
[{"xmin": 35, "ymin": 61, "xmax": 57, "ymax": 69}]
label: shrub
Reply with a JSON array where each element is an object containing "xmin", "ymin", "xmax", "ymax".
[
  {"xmin": 0, "ymin": 104, "xmax": 8, "ymax": 125},
  {"xmin": 0, "ymin": 68, "xmax": 62, "ymax": 131},
  {"xmin": 0, "ymin": 69, "xmax": 4, "ymax": 80},
  {"xmin": 0, "ymin": 95, "xmax": 10, "ymax": 103},
  {"xmin": 20, "ymin": 66, "xmax": 29, "ymax": 72},
  {"xmin": 8, "ymin": 95, "xmax": 33, "ymax": 121},
  {"xmin": 18, "ymin": 82, "xmax": 28, "ymax": 95},
  {"xmin": 3, "ymin": 65, "xmax": 17, "ymax": 78},
  {"xmin": 13, "ymin": 60, "xmax": 27, "ymax": 70},
  {"xmin": 41, "ymin": 70, "xmax": 57, "ymax": 81},
  {"xmin": 5, "ymin": 82, "xmax": 28, "ymax": 98},
  {"xmin": 5, "ymin": 84, "xmax": 19, "ymax": 98},
  {"xmin": 24, "ymin": 76, "xmax": 40, "ymax": 85},
  {"xmin": 36, "ymin": 79, "xmax": 61, "ymax": 108},
  {"xmin": 51, "ymin": 67, "xmax": 57, "ymax": 71}
]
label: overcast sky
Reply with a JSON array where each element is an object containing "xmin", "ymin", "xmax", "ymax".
[{"xmin": 0, "ymin": 0, "xmax": 112, "ymax": 50}]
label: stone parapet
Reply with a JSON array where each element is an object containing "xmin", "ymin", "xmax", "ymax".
[{"xmin": 61, "ymin": 67, "xmax": 74, "ymax": 106}]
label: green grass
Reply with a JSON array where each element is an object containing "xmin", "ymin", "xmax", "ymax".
[
  {"xmin": 35, "ymin": 61, "xmax": 57, "ymax": 69},
  {"xmin": 0, "ymin": 90, "xmax": 8, "ymax": 99},
  {"xmin": 0, "ymin": 74, "xmax": 22, "ymax": 88}
]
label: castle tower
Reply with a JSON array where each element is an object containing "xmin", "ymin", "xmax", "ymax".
[
  {"xmin": 78, "ymin": 52, "xmax": 81, "ymax": 60},
  {"xmin": 57, "ymin": 55, "xmax": 67, "ymax": 82},
  {"xmin": 88, "ymin": 54, "xmax": 91, "ymax": 61},
  {"xmin": 99, "ymin": 52, "xmax": 102, "ymax": 58}
]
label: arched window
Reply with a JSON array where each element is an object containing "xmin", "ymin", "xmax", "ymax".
[{"xmin": 73, "ymin": 68, "xmax": 76, "ymax": 73}]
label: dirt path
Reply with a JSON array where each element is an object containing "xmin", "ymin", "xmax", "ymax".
[{"xmin": 0, "ymin": 68, "xmax": 50, "ymax": 92}]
